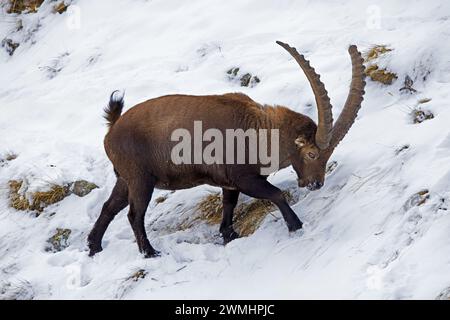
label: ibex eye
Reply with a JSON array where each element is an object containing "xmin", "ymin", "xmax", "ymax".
[{"xmin": 308, "ymin": 152, "xmax": 316, "ymax": 159}]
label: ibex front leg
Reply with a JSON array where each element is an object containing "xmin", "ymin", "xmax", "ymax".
[
  {"xmin": 236, "ymin": 176, "xmax": 303, "ymax": 232},
  {"xmin": 220, "ymin": 189, "xmax": 240, "ymax": 244}
]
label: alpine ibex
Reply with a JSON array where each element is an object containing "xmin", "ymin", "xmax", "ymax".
[{"xmin": 88, "ymin": 41, "xmax": 366, "ymax": 258}]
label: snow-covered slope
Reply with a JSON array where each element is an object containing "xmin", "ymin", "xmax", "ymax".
[{"xmin": 1, "ymin": 0, "xmax": 449, "ymax": 299}]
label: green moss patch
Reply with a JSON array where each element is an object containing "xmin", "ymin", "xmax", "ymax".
[
  {"xmin": 46, "ymin": 228, "xmax": 71, "ymax": 252},
  {"xmin": 71, "ymin": 180, "xmax": 98, "ymax": 197}
]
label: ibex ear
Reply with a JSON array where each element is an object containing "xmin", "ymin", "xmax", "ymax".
[{"xmin": 295, "ymin": 137, "xmax": 306, "ymax": 148}]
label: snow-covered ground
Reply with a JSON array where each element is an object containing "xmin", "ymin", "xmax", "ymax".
[{"xmin": 1, "ymin": 0, "xmax": 449, "ymax": 299}]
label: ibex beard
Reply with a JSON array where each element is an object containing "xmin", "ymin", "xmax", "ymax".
[
  {"xmin": 87, "ymin": 41, "xmax": 366, "ymax": 258},
  {"xmin": 171, "ymin": 121, "xmax": 280, "ymax": 175}
]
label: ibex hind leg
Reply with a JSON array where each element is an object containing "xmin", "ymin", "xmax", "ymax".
[
  {"xmin": 88, "ymin": 177, "xmax": 129, "ymax": 256},
  {"xmin": 127, "ymin": 175, "xmax": 160, "ymax": 258}
]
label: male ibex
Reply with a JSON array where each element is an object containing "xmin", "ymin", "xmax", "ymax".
[{"xmin": 88, "ymin": 41, "xmax": 365, "ymax": 258}]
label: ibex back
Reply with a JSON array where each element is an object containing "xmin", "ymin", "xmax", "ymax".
[{"xmin": 88, "ymin": 41, "xmax": 366, "ymax": 258}]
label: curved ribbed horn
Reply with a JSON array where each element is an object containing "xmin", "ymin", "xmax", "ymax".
[
  {"xmin": 276, "ymin": 41, "xmax": 333, "ymax": 149},
  {"xmin": 326, "ymin": 45, "xmax": 366, "ymax": 154}
]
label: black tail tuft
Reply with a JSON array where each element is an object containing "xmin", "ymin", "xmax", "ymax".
[{"xmin": 103, "ymin": 90, "xmax": 125, "ymax": 129}]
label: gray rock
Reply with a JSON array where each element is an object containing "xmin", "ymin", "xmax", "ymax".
[
  {"xmin": 1, "ymin": 38, "xmax": 19, "ymax": 56},
  {"xmin": 46, "ymin": 228, "xmax": 71, "ymax": 252},
  {"xmin": 240, "ymin": 73, "xmax": 252, "ymax": 87},
  {"xmin": 71, "ymin": 180, "xmax": 98, "ymax": 197}
]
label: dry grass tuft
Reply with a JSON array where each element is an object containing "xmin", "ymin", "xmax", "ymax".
[
  {"xmin": 234, "ymin": 198, "xmax": 276, "ymax": 236},
  {"xmin": 8, "ymin": 178, "xmax": 97, "ymax": 214},
  {"xmin": 53, "ymin": 1, "xmax": 68, "ymax": 14},
  {"xmin": 9, "ymin": 180, "xmax": 29, "ymax": 211},
  {"xmin": 5, "ymin": 153, "xmax": 18, "ymax": 161},
  {"xmin": 365, "ymin": 45, "xmax": 392, "ymax": 62},
  {"xmin": 154, "ymin": 195, "xmax": 168, "ymax": 205},
  {"xmin": 418, "ymin": 98, "xmax": 432, "ymax": 104},
  {"xmin": 365, "ymin": 65, "xmax": 397, "ymax": 85},
  {"xmin": 7, "ymin": 0, "xmax": 44, "ymax": 14},
  {"xmin": 195, "ymin": 190, "xmax": 293, "ymax": 236},
  {"xmin": 197, "ymin": 193, "xmax": 223, "ymax": 225},
  {"xmin": 31, "ymin": 184, "xmax": 70, "ymax": 212},
  {"xmin": 8, "ymin": 180, "xmax": 71, "ymax": 214},
  {"xmin": 127, "ymin": 269, "xmax": 147, "ymax": 282},
  {"xmin": 364, "ymin": 45, "xmax": 397, "ymax": 85}
]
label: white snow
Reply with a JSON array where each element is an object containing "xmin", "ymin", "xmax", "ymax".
[{"xmin": 0, "ymin": 0, "xmax": 449, "ymax": 299}]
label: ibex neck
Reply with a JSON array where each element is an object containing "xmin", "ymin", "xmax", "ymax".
[{"xmin": 264, "ymin": 106, "xmax": 308, "ymax": 170}]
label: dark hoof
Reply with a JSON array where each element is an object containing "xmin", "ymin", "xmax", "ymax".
[
  {"xmin": 143, "ymin": 249, "xmax": 161, "ymax": 259},
  {"xmin": 222, "ymin": 230, "xmax": 240, "ymax": 244},
  {"xmin": 288, "ymin": 219, "xmax": 303, "ymax": 232},
  {"xmin": 88, "ymin": 245, "xmax": 103, "ymax": 257}
]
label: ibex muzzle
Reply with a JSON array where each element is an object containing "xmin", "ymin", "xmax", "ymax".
[{"xmin": 87, "ymin": 41, "xmax": 366, "ymax": 258}]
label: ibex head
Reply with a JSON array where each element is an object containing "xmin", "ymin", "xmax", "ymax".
[{"xmin": 276, "ymin": 41, "xmax": 366, "ymax": 191}]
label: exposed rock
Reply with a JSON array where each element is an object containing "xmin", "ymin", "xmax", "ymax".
[
  {"xmin": 403, "ymin": 190, "xmax": 430, "ymax": 211},
  {"xmin": 400, "ymin": 75, "xmax": 417, "ymax": 93},
  {"xmin": 46, "ymin": 228, "xmax": 71, "ymax": 252},
  {"xmin": 394, "ymin": 144, "xmax": 410, "ymax": 156},
  {"xmin": 240, "ymin": 73, "xmax": 252, "ymax": 86},
  {"xmin": 412, "ymin": 108, "xmax": 434, "ymax": 124},
  {"xmin": 227, "ymin": 67, "xmax": 240, "ymax": 77},
  {"xmin": 227, "ymin": 67, "xmax": 260, "ymax": 87},
  {"xmin": 71, "ymin": 180, "xmax": 98, "ymax": 197},
  {"xmin": 1, "ymin": 38, "xmax": 19, "ymax": 56}
]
